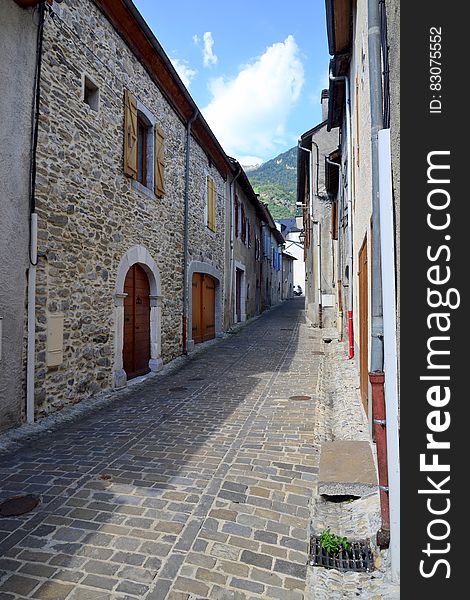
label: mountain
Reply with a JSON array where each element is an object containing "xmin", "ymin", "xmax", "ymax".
[{"xmin": 247, "ymin": 146, "xmax": 297, "ymax": 219}]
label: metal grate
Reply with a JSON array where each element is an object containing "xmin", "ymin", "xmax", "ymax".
[
  {"xmin": 168, "ymin": 386, "xmax": 188, "ymax": 392},
  {"xmin": 289, "ymin": 395, "xmax": 312, "ymax": 401},
  {"xmin": 309, "ymin": 535, "xmax": 374, "ymax": 572},
  {"xmin": 0, "ymin": 495, "xmax": 40, "ymax": 517}
]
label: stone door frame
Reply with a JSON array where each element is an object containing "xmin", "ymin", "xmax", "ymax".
[
  {"xmin": 114, "ymin": 245, "xmax": 163, "ymax": 388},
  {"xmin": 187, "ymin": 261, "xmax": 222, "ymax": 352}
]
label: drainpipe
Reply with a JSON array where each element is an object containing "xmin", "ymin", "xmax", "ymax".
[
  {"xmin": 315, "ymin": 221, "xmax": 322, "ymax": 327},
  {"xmin": 182, "ymin": 109, "xmax": 199, "ymax": 355},
  {"xmin": 367, "ymin": 0, "xmax": 393, "ymax": 566},
  {"xmin": 229, "ymin": 167, "xmax": 242, "ymax": 325},
  {"xmin": 26, "ymin": 1, "xmax": 45, "ymax": 424},
  {"xmin": 329, "ymin": 72, "xmax": 353, "ymax": 358},
  {"xmin": 298, "ymin": 143, "xmax": 316, "ymax": 323},
  {"xmin": 27, "ymin": 215, "xmax": 38, "ymax": 424},
  {"xmin": 326, "ymin": 157, "xmax": 342, "ymax": 336}
]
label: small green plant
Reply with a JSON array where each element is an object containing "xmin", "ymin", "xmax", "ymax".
[{"xmin": 320, "ymin": 528, "xmax": 352, "ymax": 556}]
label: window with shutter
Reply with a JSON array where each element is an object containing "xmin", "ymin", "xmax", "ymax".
[
  {"xmin": 154, "ymin": 125, "xmax": 165, "ymax": 198},
  {"xmin": 124, "ymin": 90, "xmax": 138, "ymax": 179}
]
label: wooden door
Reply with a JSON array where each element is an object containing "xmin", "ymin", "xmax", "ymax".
[
  {"xmin": 192, "ymin": 273, "xmax": 203, "ymax": 344},
  {"xmin": 202, "ymin": 275, "xmax": 216, "ymax": 341},
  {"xmin": 123, "ymin": 264, "xmax": 150, "ymax": 379},
  {"xmin": 358, "ymin": 239, "xmax": 369, "ymax": 414},
  {"xmin": 192, "ymin": 273, "xmax": 216, "ymax": 344}
]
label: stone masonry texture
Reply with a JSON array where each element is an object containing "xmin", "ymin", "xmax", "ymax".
[
  {"xmin": 32, "ymin": 0, "xmax": 226, "ymax": 419},
  {"xmin": 0, "ymin": 299, "xmax": 322, "ymax": 600}
]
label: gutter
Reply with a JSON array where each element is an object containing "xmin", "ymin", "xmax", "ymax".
[{"xmin": 182, "ymin": 109, "xmax": 199, "ymax": 354}]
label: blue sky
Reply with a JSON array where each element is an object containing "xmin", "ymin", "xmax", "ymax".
[{"xmin": 133, "ymin": 0, "xmax": 330, "ymax": 165}]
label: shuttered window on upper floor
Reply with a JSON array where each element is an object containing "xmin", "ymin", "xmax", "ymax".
[{"xmin": 124, "ymin": 89, "xmax": 165, "ymax": 198}]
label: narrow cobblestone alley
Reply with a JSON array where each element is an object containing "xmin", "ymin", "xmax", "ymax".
[{"xmin": 0, "ymin": 299, "xmax": 325, "ymax": 600}]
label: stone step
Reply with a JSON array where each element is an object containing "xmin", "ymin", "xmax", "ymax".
[{"xmin": 318, "ymin": 440, "xmax": 378, "ymax": 497}]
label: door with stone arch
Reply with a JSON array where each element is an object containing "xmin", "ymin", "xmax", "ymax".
[{"xmin": 123, "ymin": 264, "xmax": 151, "ymax": 379}]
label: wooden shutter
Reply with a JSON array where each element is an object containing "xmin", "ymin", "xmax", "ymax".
[
  {"xmin": 241, "ymin": 206, "xmax": 246, "ymax": 243},
  {"xmin": 124, "ymin": 89, "xmax": 138, "ymax": 179},
  {"xmin": 154, "ymin": 125, "xmax": 165, "ymax": 198},
  {"xmin": 332, "ymin": 201, "xmax": 338, "ymax": 240},
  {"xmin": 234, "ymin": 195, "xmax": 239, "ymax": 238},
  {"xmin": 207, "ymin": 176, "xmax": 216, "ymax": 231}
]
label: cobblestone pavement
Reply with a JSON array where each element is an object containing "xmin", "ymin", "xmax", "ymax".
[{"xmin": 0, "ymin": 298, "xmax": 324, "ymax": 600}]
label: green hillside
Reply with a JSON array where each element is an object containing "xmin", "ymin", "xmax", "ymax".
[{"xmin": 247, "ymin": 146, "xmax": 297, "ymax": 218}]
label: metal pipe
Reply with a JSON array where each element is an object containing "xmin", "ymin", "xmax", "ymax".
[
  {"xmin": 329, "ymin": 72, "xmax": 353, "ymax": 358},
  {"xmin": 326, "ymin": 157, "xmax": 343, "ymax": 338},
  {"xmin": 27, "ymin": 213, "xmax": 38, "ymax": 424},
  {"xmin": 368, "ymin": 0, "xmax": 393, "ymax": 576},
  {"xmin": 26, "ymin": 2, "xmax": 46, "ymax": 424},
  {"xmin": 229, "ymin": 167, "xmax": 242, "ymax": 324},
  {"xmin": 182, "ymin": 109, "xmax": 199, "ymax": 354},
  {"xmin": 316, "ymin": 222, "xmax": 322, "ymax": 327},
  {"xmin": 368, "ymin": 0, "xmax": 384, "ymax": 374}
]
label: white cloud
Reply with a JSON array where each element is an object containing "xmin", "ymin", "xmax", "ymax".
[
  {"xmin": 170, "ymin": 57, "xmax": 197, "ymax": 89},
  {"xmin": 192, "ymin": 34, "xmax": 200, "ymax": 45},
  {"xmin": 202, "ymin": 32, "xmax": 218, "ymax": 67},
  {"xmin": 202, "ymin": 35, "xmax": 304, "ymax": 160}
]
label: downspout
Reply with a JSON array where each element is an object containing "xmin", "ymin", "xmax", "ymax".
[
  {"xmin": 229, "ymin": 167, "xmax": 242, "ymax": 325},
  {"xmin": 27, "ymin": 1, "xmax": 45, "ymax": 424},
  {"xmin": 316, "ymin": 222, "xmax": 322, "ymax": 327},
  {"xmin": 329, "ymin": 72, "xmax": 353, "ymax": 358},
  {"xmin": 298, "ymin": 143, "xmax": 316, "ymax": 323},
  {"xmin": 368, "ymin": 0, "xmax": 399, "ymax": 583},
  {"xmin": 311, "ymin": 140, "xmax": 322, "ymax": 327},
  {"xmin": 182, "ymin": 109, "xmax": 199, "ymax": 355},
  {"xmin": 326, "ymin": 157, "xmax": 342, "ymax": 337}
]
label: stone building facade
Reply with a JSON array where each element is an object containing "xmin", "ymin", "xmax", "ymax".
[
  {"xmin": 0, "ymin": 0, "xmax": 40, "ymax": 431},
  {"xmin": 230, "ymin": 167, "xmax": 264, "ymax": 325},
  {"xmin": 30, "ymin": 0, "xmax": 231, "ymax": 418},
  {"xmin": 298, "ymin": 91, "xmax": 339, "ymax": 330}
]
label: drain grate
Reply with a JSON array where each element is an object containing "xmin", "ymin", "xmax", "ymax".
[
  {"xmin": 169, "ymin": 386, "xmax": 188, "ymax": 392},
  {"xmin": 0, "ymin": 494, "xmax": 40, "ymax": 517},
  {"xmin": 309, "ymin": 535, "xmax": 374, "ymax": 572},
  {"xmin": 188, "ymin": 377, "xmax": 205, "ymax": 382},
  {"xmin": 289, "ymin": 395, "xmax": 312, "ymax": 401}
]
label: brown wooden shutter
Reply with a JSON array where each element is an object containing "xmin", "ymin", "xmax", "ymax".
[
  {"xmin": 154, "ymin": 125, "xmax": 165, "ymax": 198},
  {"xmin": 241, "ymin": 205, "xmax": 246, "ymax": 243},
  {"xmin": 332, "ymin": 201, "xmax": 338, "ymax": 240},
  {"xmin": 124, "ymin": 89, "xmax": 138, "ymax": 179},
  {"xmin": 234, "ymin": 195, "xmax": 239, "ymax": 238},
  {"xmin": 207, "ymin": 176, "xmax": 216, "ymax": 231}
]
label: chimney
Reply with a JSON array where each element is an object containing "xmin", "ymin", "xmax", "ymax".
[{"xmin": 321, "ymin": 89, "xmax": 329, "ymax": 122}]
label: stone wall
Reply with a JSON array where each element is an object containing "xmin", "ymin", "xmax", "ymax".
[
  {"xmin": 0, "ymin": 1, "xmax": 38, "ymax": 431},
  {"xmin": 32, "ymin": 0, "xmax": 226, "ymax": 418}
]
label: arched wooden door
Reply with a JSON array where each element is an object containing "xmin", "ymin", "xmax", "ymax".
[
  {"xmin": 123, "ymin": 264, "xmax": 150, "ymax": 379},
  {"xmin": 192, "ymin": 273, "xmax": 216, "ymax": 344}
]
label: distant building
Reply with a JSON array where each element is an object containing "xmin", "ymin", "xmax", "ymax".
[{"xmin": 276, "ymin": 219, "xmax": 305, "ymax": 293}]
